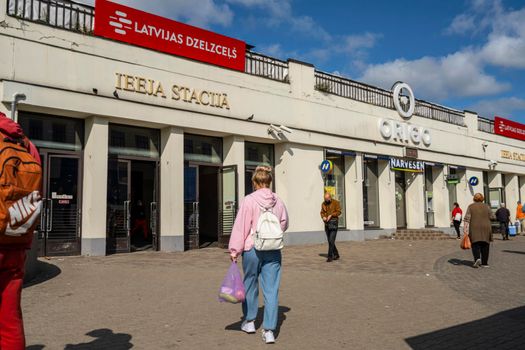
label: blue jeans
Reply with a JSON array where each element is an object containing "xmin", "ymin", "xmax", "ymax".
[{"xmin": 242, "ymin": 248, "xmax": 282, "ymax": 331}]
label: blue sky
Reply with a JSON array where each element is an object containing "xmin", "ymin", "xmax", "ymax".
[{"xmin": 82, "ymin": 0, "xmax": 525, "ymax": 123}]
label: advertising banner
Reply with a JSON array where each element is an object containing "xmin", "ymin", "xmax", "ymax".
[
  {"xmin": 94, "ymin": 0, "xmax": 246, "ymax": 71},
  {"xmin": 389, "ymin": 158, "xmax": 424, "ymax": 173},
  {"xmin": 494, "ymin": 116, "xmax": 525, "ymax": 141}
]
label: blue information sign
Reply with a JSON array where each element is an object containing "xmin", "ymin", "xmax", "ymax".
[
  {"xmin": 468, "ymin": 176, "xmax": 479, "ymax": 186},
  {"xmin": 320, "ymin": 160, "xmax": 333, "ymax": 174}
]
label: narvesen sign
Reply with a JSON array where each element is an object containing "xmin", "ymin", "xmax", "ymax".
[
  {"xmin": 94, "ymin": 0, "xmax": 246, "ymax": 71},
  {"xmin": 389, "ymin": 158, "xmax": 425, "ymax": 173},
  {"xmin": 495, "ymin": 116, "xmax": 525, "ymax": 141}
]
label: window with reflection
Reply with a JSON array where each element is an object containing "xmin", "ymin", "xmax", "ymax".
[
  {"xmin": 324, "ymin": 151, "xmax": 346, "ymax": 228},
  {"xmin": 109, "ymin": 124, "xmax": 160, "ymax": 158},
  {"xmin": 19, "ymin": 112, "xmax": 84, "ymax": 151},
  {"xmin": 363, "ymin": 157, "xmax": 380, "ymax": 228},
  {"xmin": 245, "ymin": 142, "xmax": 274, "ymax": 195},
  {"xmin": 184, "ymin": 134, "xmax": 222, "ymax": 164}
]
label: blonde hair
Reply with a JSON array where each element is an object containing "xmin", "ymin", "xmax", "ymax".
[
  {"xmin": 473, "ymin": 193, "xmax": 484, "ymax": 202},
  {"xmin": 252, "ymin": 165, "xmax": 273, "ymax": 188}
]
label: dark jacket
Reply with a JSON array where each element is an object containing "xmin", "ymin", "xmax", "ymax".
[{"xmin": 495, "ymin": 207, "xmax": 511, "ymax": 223}]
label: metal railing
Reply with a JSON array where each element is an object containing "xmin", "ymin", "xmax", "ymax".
[
  {"xmin": 245, "ymin": 51, "xmax": 289, "ymax": 83},
  {"xmin": 7, "ymin": 0, "xmax": 94, "ymax": 33},
  {"xmin": 315, "ymin": 70, "xmax": 466, "ymax": 126},
  {"xmin": 478, "ymin": 117, "xmax": 494, "ymax": 133}
]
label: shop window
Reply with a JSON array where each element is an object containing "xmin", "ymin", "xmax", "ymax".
[
  {"xmin": 245, "ymin": 142, "xmax": 274, "ymax": 195},
  {"xmin": 184, "ymin": 134, "xmax": 222, "ymax": 164},
  {"xmin": 19, "ymin": 112, "xmax": 84, "ymax": 151},
  {"xmin": 447, "ymin": 168, "xmax": 458, "ymax": 212},
  {"xmin": 324, "ymin": 151, "xmax": 346, "ymax": 228},
  {"xmin": 424, "ymin": 165, "xmax": 435, "ymax": 227},
  {"xmin": 363, "ymin": 157, "xmax": 380, "ymax": 228},
  {"xmin": 109, "ymin": 124, "xmax": 160, "ymax": 158}
]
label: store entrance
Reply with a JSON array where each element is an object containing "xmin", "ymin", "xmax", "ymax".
[
  {"xmin": 395, "ymin": 171, "xmax": 407, "ymax": 228},
  {"xmin": 184, "ymin": 163, "xmax": 237, "ymax": 250},
  {"xmin": 106, "ymin": 159, "xmax": 159, "ymax": 254},
  {"xmin": 38, "ymin": 152, "xmax": 82, "ymax": 256}
]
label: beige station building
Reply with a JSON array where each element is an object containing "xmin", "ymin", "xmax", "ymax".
[{"xmin": 2, "ymin": 0, "xmax": 525, "ymax": 257}]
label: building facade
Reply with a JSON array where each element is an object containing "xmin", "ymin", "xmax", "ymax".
[{"xmin": 2, "ymin": 1, "xmax": 525, "ymax": 256}]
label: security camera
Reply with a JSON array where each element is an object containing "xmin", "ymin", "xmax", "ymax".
[
  {"xmin": 279, "ymin": 125, "xmax": 292, "ymax": 133},
  {"xmin": 489, "ymin": 160, "xmax": 498, "ymax": 167},
  {"xmin": 482, "ymin": 142, "xmax": 488, "ymax": 149}
]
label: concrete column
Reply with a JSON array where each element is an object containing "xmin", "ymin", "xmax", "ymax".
[
  {"xmin": 345, "ymin": 154, "xmax": 364, "ymax": 230},
  {"xmin": 432, "ymin": 166, "xmax": 450, "ymax": 228},
  {"xmin": 0, "ymin": 0, "xmax": 6, "ymax": 21},
  {"xmin": 81, "ymin": 116, "xmax": 108, "ymax": 256},
  {"xmin": 287, "ymin": 59, "xmax": 315, "ymax": 99},
  {"xmin": 223, "ymin": 135, "xmax": 245, "ymax": 198},
  {"xmin": 405, "ymin": 172, "xmax": 425, "ymax": 229},
  {"xmin": 159, "ymin": 127, "xmax": 184, "ymax": 252},
  {"xmin": 519, "ymin": 176, "xmax": 525, "ymax": 203},
  {"xmin": 464, "ymin": 110, "xmax": 478, "ymax": 136},
  {"xmin": 504, "ymin": 174, "xmax": 520, "ymax": 214},
  {"xmin": 274, "ymin": 143, "xmax": 324, "ymax": 233},
  {"xmin": 455, "ymin": 170, "xmax": 470, "ymax": 212},
  {"xmin": 378, "ymin": 160, "xmax": 396, "ymax": 229}
]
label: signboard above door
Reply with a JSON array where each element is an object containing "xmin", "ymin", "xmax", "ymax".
[
  {"xmin": 389, "ymin": 158, "xmax": 424, "ymax": 173},
  {"xmin": 94, "ymin": 0, "xmax": 246, "ymax": 71}
]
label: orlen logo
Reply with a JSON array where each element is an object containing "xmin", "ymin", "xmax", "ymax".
[{"xmin": 109, "ymin": 10, "xmax": 132, "ymax": 35}]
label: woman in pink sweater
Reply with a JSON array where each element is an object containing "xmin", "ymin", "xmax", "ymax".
[{"xmin": 229, "ymin": 166, "xmax": 288, "ymax": 344}]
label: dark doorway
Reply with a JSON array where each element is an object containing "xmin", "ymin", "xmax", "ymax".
[
  {"xmin": 395, "ymin": 171, "xmax": 407, "ymax": 228},
  {"xmin": 199, "ymin": 166, "xmax": 220, "ymax": 247}
]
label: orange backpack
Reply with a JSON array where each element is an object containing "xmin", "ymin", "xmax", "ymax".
[{"xmin": 0, "ymin": 134, "xmax": 42, "ymax": 246}]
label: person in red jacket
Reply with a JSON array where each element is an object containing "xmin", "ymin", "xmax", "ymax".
[
  {"xmin": 451, "ymin": 202, "xmax": 463, "ymax": 239},
  {"xmin": 0, "ymin": 112, "xmax": 41, "ymax": 350}
]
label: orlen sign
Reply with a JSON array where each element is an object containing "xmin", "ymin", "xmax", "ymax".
[
  {"xmin": 94, "ymin": 0, "xmax": 246, "ymax": 71},
  {"xmin": 495, "ymin": 116, "xmax": 525, "ymax": 141}
]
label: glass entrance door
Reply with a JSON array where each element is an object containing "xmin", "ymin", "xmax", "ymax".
[
  {"xmin": 184, "ymin": 164, "xmax": 199, "ymax": 250},
  {"xmin": 39, "ymin": 154, "xmax": 81, "ymax": 256},
  {"xmin": 395, "ymin": 171, "xmax": 407, "ymax": 228},
  {"xmin": 219, "ymin": 165, "xmax": 238, "ymax": 249},
  {"xmin": 107, "ymin": 159, "xmax": 131, "ymax": 253}
]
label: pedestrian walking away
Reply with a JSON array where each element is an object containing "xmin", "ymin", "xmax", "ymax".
[
  {"xmin": 463, "ymin": 193, "xmax": 495, "ymax": 268},
  {"xmin": 321, "ymin": 192, "xmax": 342, "ymax": 262},
  {"xmin": 0, "ymin": 112, "xmax": 42, "ymax": 350},
  {"xmin": 515, "ymin": 201, "xmax": 525, "ymax": 235},
  {"xmin": 451, "ymin": 202, "xmax": 463, "ymax": 239},
  {"xmin": 228, "ymin": 165, "xmax": 288, "ymax": 344},
  {"xmin": 495, "ymin": 203, "xmax": 511, "ymax": 240}
]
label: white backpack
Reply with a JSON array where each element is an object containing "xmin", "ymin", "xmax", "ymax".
[{"xmin": 253, "ymin": 206, "xmax": 284, "ymax": 251}]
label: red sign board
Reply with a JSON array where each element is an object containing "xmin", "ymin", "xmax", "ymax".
[
  {"xmin": 494, "ymin": 116, "xmax": 525, "ymax": 141},
  {"xmin": 94, "ymin": 0, "xmax": 246, "ymax": 71}
]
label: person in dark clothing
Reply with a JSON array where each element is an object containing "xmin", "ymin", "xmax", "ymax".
[
  {"xmin": 320, "ymin": 192, "xmax": 342, "ymax": 262},
  {"xmin": 451, "ymin": 202, "xmax": 463, "ymax": 239},
  {"xmin": 131, "ymin": 200, "xmax": 148, "ymax": 240},
  {"xmin": 495, "ymin": 203, "xmax": 511, "ymax": 240}
]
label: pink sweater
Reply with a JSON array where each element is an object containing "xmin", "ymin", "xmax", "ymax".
[{"xmin": 228, "ymin": 188, "xmax": 288, "ymax": 256}]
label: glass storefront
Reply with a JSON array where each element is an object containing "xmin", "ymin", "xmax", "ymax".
[
  {"xmin": 424, "ymin": 165, "xmax": 435, "ymax": 227},
  {"xmin": 245, "ymin": 142, "xmax": 274, "ymax": 195},
  {"xmin": 324, "ymin": 151, "xmax": 346, "ymax": 228},
  {"xmin": 19, "ymin": 112, "xmax": 84, "ymax": 151},
  {"xmin": 109, "ymin": 124, "xmax": 160, "ymax": 158},
  {"xmin": 363, "ymin": 157, "xmax": 380, "ymax": 228},
  {"xmin": 184, "ymin": 134, "xmax": 222, "ymax": 163}
]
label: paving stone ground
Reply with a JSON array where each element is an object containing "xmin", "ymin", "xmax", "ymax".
[{"xmin": 22, "ymin": 236, "xmax": 525, "ymax": 350}]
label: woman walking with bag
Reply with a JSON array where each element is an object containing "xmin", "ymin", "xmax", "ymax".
[
  {"xmin": 451, "ymin": 202, "xmax": 463, "ymax": 239},
  {"xmin": 228, "ymin": 166, "xmax": 288, "ymax": 344},
  {"xmin": 463, "ymin": 193, "xmax": 494, "ymax": 268}
]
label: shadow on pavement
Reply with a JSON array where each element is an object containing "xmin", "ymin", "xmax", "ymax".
[
  {"xmin": 26, "ymin": 345, "xmax": 45, "ymax": 350},
  {"xmin": 23, "ymin": 259, "xmax": 62, "ymax": 288},
  {"xmin": 225, "ymin": 306, "xmax": 291, "ymax": 338},
  {"xmin": 64, "ymin": 329, "xmax": 133, "ymax": 350},
  {"xmin": 502, "ymin": 250, "xmax": 525, "ymax": 255},
  {"xmin": 405, "ymin": 306, "xmax": 525, "ymax": 349},
  {"xmin": 447, "ymin": 258, "xmax": 474, "ymax": 267}
]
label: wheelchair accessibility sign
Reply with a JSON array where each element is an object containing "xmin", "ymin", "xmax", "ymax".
[{"xmin": 320, "ymin": 160, "xmax": 333, "ymax": 174}]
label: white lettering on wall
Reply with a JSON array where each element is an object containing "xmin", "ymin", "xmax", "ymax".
[{"xmin": 378, "ymin": 119, "xmax": 432, "ymax": 146}]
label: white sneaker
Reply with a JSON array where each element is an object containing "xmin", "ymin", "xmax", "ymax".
[
  {"xmin": 262, "ymin": 330, "xmax": 275, "ymax": 344},
  {"xmin": 473, "ymin": 259, "xmax": 482, "ymax": 268},
  {"xmin": 241, "ymin": 320, "xmax": 256, "ymax": 334}
]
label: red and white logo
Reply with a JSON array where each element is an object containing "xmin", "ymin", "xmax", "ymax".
[
  {"xmin": 109, "ymin": 10, "xmax": 132, "ymax": 35},
  {"xmin": 494, "ymin": 116, "xmax": 525, "ymax": 141},
  {"xmin": 6, "ymin": 191, "xmax": 42, "ymax": 237}
]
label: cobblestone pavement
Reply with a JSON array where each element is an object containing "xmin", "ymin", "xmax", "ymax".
[{"xmin": 22, "ymin": 236, "xmax": 525, "ymax": 350}]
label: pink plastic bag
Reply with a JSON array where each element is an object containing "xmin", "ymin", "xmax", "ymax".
[{"xmin": 218, "ymin": 262, "xmax": 246, "ymax": 303}]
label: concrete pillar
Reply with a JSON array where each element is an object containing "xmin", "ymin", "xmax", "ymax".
[
  {"xmin": 81, "ymin": 116, "xmax": 108, "ymax": 256},
  {"xmin": 0, "ymin": 0, "xmax": 6, "ymax": 21},
  {"xmin": 405, "ymin": 172, "xmax": 425, "ymax": 229},
  {"xmin": 455, "ymin": 169, "xmax": 470, "ymax": 212},
  {"xmin": 223, "ymin": 135, "xmax": 245, "ymax": 198},
  {"xmin": 519, "ymin": 176, "xmax": 525, "ymax": 203},
  {"xmin": 287, "ymin": 59, "xmax": 315, "ymax": 99},
  {"xmin": 464, "ymin": 110, "xmax": 478, "ymax": 136},
  {"xmin": 345, "ymin": 154, "xmax": 364, "ymax": 230},
  {"xmin": 504, "ymin": 174, "xmax": 520, "ymax": 215},
  {"xmin": 378, "ymin": 160, "xmax": 396, "ymax": 229},
  {"xmin": 432, "ymin": 166, "xmax": 450, "ymax": 228},
  {"xmin": 274, "ymin": 143, "xmax": 324, "ymax": 233},
  {"xmin": 159, "ymin": 127, "xmax": 184, "ymax": 252}
]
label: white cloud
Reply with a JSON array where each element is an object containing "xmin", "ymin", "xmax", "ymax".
[
  {"xmin": 445, "ymin": 14, "xmax": 476, "ymax": 35},
  {"xmin": 76, "ymin": 0, "xmax": 234, "ymax": 28},
  {"xmin": 360, "ymin": 50, "xmax": 509, "ymax": 100},
  {"xmin": 469, "ymin": 97, "xmax": 525, "ymax": 118}
]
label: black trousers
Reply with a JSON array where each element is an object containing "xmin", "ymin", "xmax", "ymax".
[
  {"xmin": 453, "ymin": 220, "xmax": 461, "ymax": 238},
  {"xmin": 472, "ymin": 241, "xmax": 490, "ymax": 265},
  {"xmin": 325, "ymin": 224, "xmax": 339, "ymax": 259},
  {"xmin": 499, "ymin": 221, "xmax": 509, "ymax": 239}
]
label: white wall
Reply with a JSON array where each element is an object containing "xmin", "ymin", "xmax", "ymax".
[
  {"xmin": 223, "ymin": 136, "xmax": 245, "ymax": 198},
  {"xmin": 345, "ymin": 154, "xmax": 364, "ymax": 230},
  {"xmin": 378, "ymin": 160, "xmax": 396, "ymax": 229},
  {"xmin": 405, "ymin": 172, "xmax": 425, "ymax": 229},
  {"xmin": 432, "ymin": 166, "xmax": 450, "ymax": 227},
  {"xmin": 504, "ymin": 175, "xmax": 520, "ymax": 215}
]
